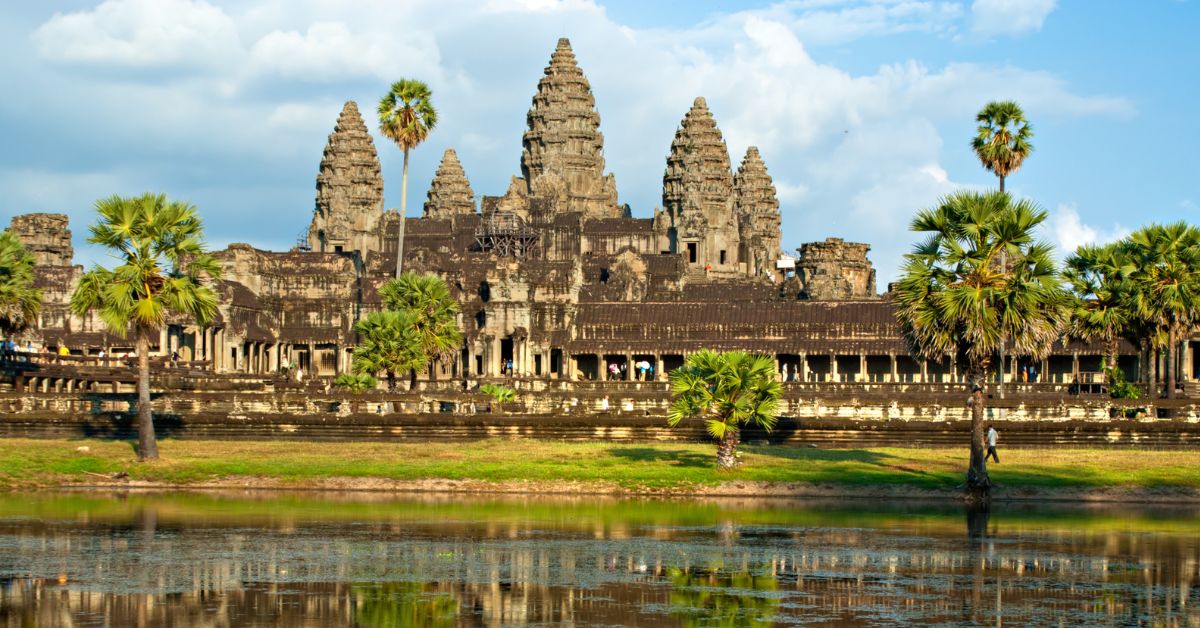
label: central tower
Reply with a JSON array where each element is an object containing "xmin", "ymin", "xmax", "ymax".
[{"xmin": 520, "ymin": 38, "xmax": 620, "ymax": 218}]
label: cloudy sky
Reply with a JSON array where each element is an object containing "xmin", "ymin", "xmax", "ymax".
[{"xmin": 0, "ymin": 0, "xmax": 1196, "ymax": 283}]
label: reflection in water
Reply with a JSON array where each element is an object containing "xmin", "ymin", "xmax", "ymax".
[{"xmin": 0, "ymin": 492, "xmax": 1197, "ymax": 626}]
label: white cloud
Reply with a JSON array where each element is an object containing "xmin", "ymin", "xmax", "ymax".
[
  {"xmin": 1048, "ymin": 203, "xmax": 1129, "ymax": 256},
  {"xmin": 971, "ymin": 0, "xmax": 1057, "ymax": 37},
  {"xmin": 249, "ymin": 22, "xmax": 441, "ymax": 82},
  {"xmin": 31, "ymin": 0, "xmax": 239, "ymax": 69}
]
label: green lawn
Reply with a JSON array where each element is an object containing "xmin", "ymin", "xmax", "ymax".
[{"xmin": 1, "ymin": 438, "xmax": 1198, "ymax": 493}]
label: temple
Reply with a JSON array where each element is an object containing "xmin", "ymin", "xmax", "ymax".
[{"xmin": 7, "ymin": 38, "xmax": 1195, "ymax": 389}]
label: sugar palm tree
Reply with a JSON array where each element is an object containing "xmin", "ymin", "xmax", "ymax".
[
  {"xmin": 0, "ymin": 230, "xmax": 42, "ymax": 338},
  {"xmin": 479, "ymin": 383, "xmax": 516, "ymax": 413},
  {"xmin": 379, "ymin": 272, "xmax": 461, "ymax": 388},
  {"xmin": 378, "ymin": 79, "xmax": 438, "ymax": 277},
  {"xmin": 69, "ymin": 193, "xmax": 221, "ymax": 461},
  {"xmin": 1064, "ymin": 242, "xmax": 1136, "ymax": 372},
  {"xmin": 971, "ymin": 101, "xmax": 1033, "ymax": 193},
  {"xmin": 893, "ymin": 190, "xmax": 1069, "ymax": 499},
  {"xmin": 351, "ymin": 309, "xmax": 424, "ymax": 393},
  {"xmin": 667, "ymin": 350, "xmax": 782, "ymax": 470},
  {"xmin": 1125, "ymin": 222, "xmax": 1200, "ymax": 399}
]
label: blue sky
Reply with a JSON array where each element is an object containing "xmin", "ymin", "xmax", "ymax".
[{"xmin": 0, "ymin": 0, "xmax": 1196, "ymax": 284}]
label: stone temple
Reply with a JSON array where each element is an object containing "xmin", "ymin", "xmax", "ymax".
[{"xmin": 8, "ymin": 38, "xmax": 1185, "ymax": 387}]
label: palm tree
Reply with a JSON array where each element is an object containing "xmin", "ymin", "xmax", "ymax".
[
  {"xmin": 378, "ymin": 79, "xmax": 438, "ymax": 278},
  {"xmin": 893, "ymin": 190, "xmax": 1069, "ymax": 499},
  {"xmin": 971, "ymin": 101, "xmax": 1034, "ymax": 193},
  {"xmin": 1125, "ymin": 222, "xmax": 1200, "ymax": 399},
  {"xmin": 379, "ymin": 272, "xmax": 461, "ymax": 388},
  {"xmin": 667, "ymin": 350, "xmax": 783, "ymax": 470},
  {"xmin": 333, "ymin": 372, "xmax": 378, "ymax": 394},
  {"xmin": 479, "ymin": 383, "xmax": 516, "ymax": 413},
  {"xmin": 69, "ymin": 193, "xmax": 221, "ymax": 461},
  {"xmin": 1064, "ymin": 242, "xmax": 1136, "ymax": 373},
  {"xmin": 351, "ymin": 309, "xmax": 424, "ymax": 392},
  {"xmin": 0, "ymin": 230, "xmax": 42, "ymax": 338}
]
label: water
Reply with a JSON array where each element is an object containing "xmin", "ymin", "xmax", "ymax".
[{"xmin": 0, "ymin": 492, "xmax": 1197, "ymax": 626}]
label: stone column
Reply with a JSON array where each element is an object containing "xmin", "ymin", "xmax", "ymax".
[
  {"xmin": 654, "ymin": 353, "xmax": 663, "ymax": 381},
  {"xmin": 158, "ymin": 328, "xmax": 169, "ymax": 356},
  {"xmin": 800, "ymin": 353, "xmax": 809, "ymax": 382},
  {"xmin": 625, "ymin": 352, "xmax": 633, "ymax": 381},
  {"xmin": 830, "ymin": 355, "xmax": 839, "ymax": 383},
  {"xmin": 1072, "ymin": 352, "xmax": 1080, "ymax": 383},
  {"xmin": 920, "ymin": 359, "xmax": 929, "ymax": 383},
  {"xmin": 949, "ymin": 354, "xmax": 958, "ymax": 384},
  {"xmin": 859, "ymin": 353, "xmax": 867, "ymax": 383},
  {"xmin": 889, "ymin": 353, "xmax": 898, "ymax": 383}
]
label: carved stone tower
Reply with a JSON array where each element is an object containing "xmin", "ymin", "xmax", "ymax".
[
  {"xmin": 734, "ymin": 146, "xmax": 782, "ymax": 278},
  {"xmin": 520, "ymin": 38, "xmax": 620, "ymax": 218},
  {"xmin": 424, "ymin": 149, "xmax": 476, "ymax": 219},
  {"xmin": 307, "ymin": 101, "xmax": 384, "ymax": 255},
  {"xmin": 796, "ymin": 238, "xmax": 878, "ymax": 299},
  {"xmin": 663, "ymin": 97, "xmax": 740, "ymax": 271}
]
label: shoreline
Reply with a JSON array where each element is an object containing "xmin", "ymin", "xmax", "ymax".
[{"xmin": 42, "ymin": 476, "xmax": 1200, "ymax": 505}]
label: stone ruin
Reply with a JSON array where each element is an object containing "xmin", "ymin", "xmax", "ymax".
[{"xmin": 10, "ymin": 37, "xmax": 1142, "ymax": 389}]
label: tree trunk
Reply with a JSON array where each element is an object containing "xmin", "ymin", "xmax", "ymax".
[
  {"xmin": 135, "ymin": 327, "xmax": 158, "ymax": 461},
  {"xmin": 409, "ymin": 368, "xmax": 419, "ymax": 391},
  {"xmin": 1148, "ymin": 344, "xmax": 1158, "ymax": 397},
  {"xmin": 395, "ymin": 149, "xmax": 409, "ymax": 278},
  {"xmin": 386, "ymin": 370, "xmax": 396, "ymax": 393},
  {"xmin": 715, "ymin": 426, "xmax": 740, "ymax": 471},
  {"xmin": 965, "ymin": 365, "xmax": 990, "ymax": 502},
  {"xmin": 1166, "ymin": 323, "xmax": 1178, "ymax": 399},
  {"xmin": 998, "ymin": 174, "xmax": 1005, "ymax": 194}
]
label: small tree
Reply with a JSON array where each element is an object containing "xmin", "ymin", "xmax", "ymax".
[
  {"xmin": 972, "ymin": 100, "xmax": 1033, "ymax": 194},
  {"xmin": 0, "ymin": 230, "xmax": 42, "ymax": 339},
  {"xmin": 351, "ymin": 310, "xmax": 423, "ymax": 392},
  {"xmin": 479, "ymin": 383, "xmax": 516, "ymax": 413},
  {"xmin": 70, "ymin": 193, "xmax": 220, "ymax": 461},
  {"xmin": 334, "ymin": 372, "xmax": 378, "ymax": 394},
  {"xmin": 379, "ymin": 272, "xmax": 462, "ymax": 388},
  {"xmin": 893, "ymin": 190, "xmax": 1069, "ymax": 500},
  {"xmin": 667, "ymin": 350, "xmax": 782, "ymax": 470}
]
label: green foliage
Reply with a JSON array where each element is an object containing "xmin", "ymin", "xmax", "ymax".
[
  {"xmin": 351, "ymin": 310, "xmax": 423, "ymax": 391},
  {"xmin": 1064, "ymin": 242, "xmax": 1136, "ymax": 361},
  {"xmin": 334, "ymin": 372, "xmax": 378, "ymax": 394},
  {"xmin": 972, "ymin": 100, "xmax": 1033, "ymax": 190},
  {"xmin": 69, "ymin": 193, "xmax": 221, "ymax": 335},
  {"xmin": 1102, "ymin": 363, "xmax": 1140, "ymax": 400},
  {"xmin": 667, "ymin": 350, "xmax": 782, "ymax": 440},
  {"xmin": 667, "ymin": 568, "xmax": 780, "ymax": 627},
  {"xmin": 353, "ymin": 582, "xmax": 457, "ymax": 628},
  {"xmin": 377, "ymin": 79, "xmax": 438, "ymax": 153},
  {"xmin": 479, "ymin": 383, "xmax": 516, "ymax": 412},
  {"xmin": 378, "ymin": 272, "xmax": 462, "ymax": 378},
  {"xmin": 892, "ymin": 190, "xmax": 1070, "ymax": 375},
  {"xmin": 0, "ymin": 230, "xmax": 42, "ymax": 336}
]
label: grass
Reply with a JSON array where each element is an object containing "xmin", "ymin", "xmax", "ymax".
[{"xmin": 1, "ymin": 438, "xmax": 1199, "ymax": 493}]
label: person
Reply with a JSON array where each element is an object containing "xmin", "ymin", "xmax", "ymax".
[
  {"xmin": 985, "ymin": 424, "xmax": 999, "ymax": 463},
  {"xmin": 58, "ymin": 345, "xmax": 69, "ymax": 356},
  {"xmin": 600, "ymin": 396, "xmax": 610, "ymax": 412},
  {"xmin": 608, "ymin": 362, "xmax": 619, "ymax": 381}
]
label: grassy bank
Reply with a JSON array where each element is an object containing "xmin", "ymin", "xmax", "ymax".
[{"xmin": 2, "ymin": 438, "xmax": 1199, "ymax": 497}]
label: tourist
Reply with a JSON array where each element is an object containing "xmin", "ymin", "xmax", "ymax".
[
  {"xmin": 608, "ymin": 362, "xmax": 619, "ymax": 380},
  {"xmin": 985, "ymin": 424, "xmax": 999, "ymax": 463},
  {"xmin": 600, "ymin": 396, "xmax": 609, "ymax": 412},
  {"xmin": 58, "ymin": 345, "xmax": 70, "ymax": 356}
]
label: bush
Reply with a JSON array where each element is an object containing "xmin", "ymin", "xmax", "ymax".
[
  {"xmin": 334, "ymin": 373, "xmax": 378, "ymax": 394},
  {"xmin": 1104, "ymin": 364, "xmax": 1140, "ymax": 400},
  {"xmin": 479, "ymin": 383, "xmax": 516, "ymax": 413}
]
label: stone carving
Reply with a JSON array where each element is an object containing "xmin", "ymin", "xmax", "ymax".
[
  {"xmin": 7, "ymin": 214, "xmax": 72, "ymax": 266},
  {"xmin": 796, "ymin": 238, "xmax": 878, "ymax": 300},
  {"xmin": 521, "ymin": 38, "xmax": 620, "ymax": 218},
  {"xmin": 734, "ymin": 146, "xmax": 782, "ymax": 279},
  {"xmin": 663, "ymin": 97, "xmax": 740, "ymax": 271},
  {"xmin": 423, "ymin": 149, "xmax": 476, "ymax": 219},
  {"xmin": 307, "ymin": 101, "xmax": 384, "ymax": 255}
]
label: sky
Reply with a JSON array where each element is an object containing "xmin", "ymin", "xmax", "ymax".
[{"xmin": 0, "ymin": 0, "xmax": 1196, "ymax": 285}]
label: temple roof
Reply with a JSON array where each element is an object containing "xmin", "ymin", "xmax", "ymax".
[
  {"xmin": 663, "ymin": 97, "xmax": 734, "ymax": 221},
  {"xmin": 424, "ymin": 148, "xmax": 476, "ymax": 219}
]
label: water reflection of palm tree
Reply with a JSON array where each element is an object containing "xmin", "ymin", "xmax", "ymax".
[
  {"xmin": 353, "ymin": 582, "xmax": 458, "ymax": 627},
  {"xmin": 666, "ymin": 568, "xmax": 779, "ymax": 627}
]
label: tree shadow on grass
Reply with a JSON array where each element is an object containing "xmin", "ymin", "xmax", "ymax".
[
  {"xmin": 607, "ymin": 446, "xmax": 713, "ymax": 469},
  {"xmin": 743, "ymin": 446, "xmax": 893, "ymax": 465}
]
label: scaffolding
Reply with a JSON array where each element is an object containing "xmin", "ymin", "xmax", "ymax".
[{"xmin": 475, "ymin": 212, "xmax": 540, "ymax": 258}]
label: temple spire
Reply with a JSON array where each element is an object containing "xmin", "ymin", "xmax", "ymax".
[
  {"xmin": 520, "ymin": 37, "xmax": 619, "ymax": 217},
  {"xmin": 307, "ymin": 101, "xmax": 384, "ymax": 255},
  {"xmin": 734, "ymin": 146, "xmax": 782, "ymax": 278},
  {"xmin": 424, "ymin": 149, "xmax": 476, "ymax": 219}
]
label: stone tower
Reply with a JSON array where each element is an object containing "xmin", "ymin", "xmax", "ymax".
[
  {"xmin": 7, "ymin": 214, "xmax": 73, "ymax": 266},
  {"xmin": 663, "ymin": 97, "xmax": 740, "ymax": 270},
  {"xmin": 520, "ymin": 38, "xmax": 620, "ymax": 218},
  {"xmin": 796, "ymin": 238, "xmax": 878, "ymax": 300},
  {"xmin": 424, "ymin": 149, "xmax": 476, "ymax": 219},
  {"xmin": 307, "ymin": 101, "xmax": 384, "ymax": 255},
  {"xmin": 734, "ymin": 146, "xmax": 782, "ymax": 279}
]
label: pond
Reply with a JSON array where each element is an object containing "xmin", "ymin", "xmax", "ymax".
[{"xmin": 0, "ymin": 491, "xmax": 1197, "ymax": 626}]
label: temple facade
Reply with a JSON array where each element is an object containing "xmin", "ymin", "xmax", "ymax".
[{"xmin": 7, "ymin": 38, "xmax": 1194, "ymax": 388}]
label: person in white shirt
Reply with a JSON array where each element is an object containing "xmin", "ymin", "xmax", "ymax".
[{"xmin": 985, "ymin": 424, "xmax": 999, "ymax": 463}]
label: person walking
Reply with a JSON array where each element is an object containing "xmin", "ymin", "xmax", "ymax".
[{"xmin": 985, "ymin": 424, "xmax": 1000, "ymax": 463}]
